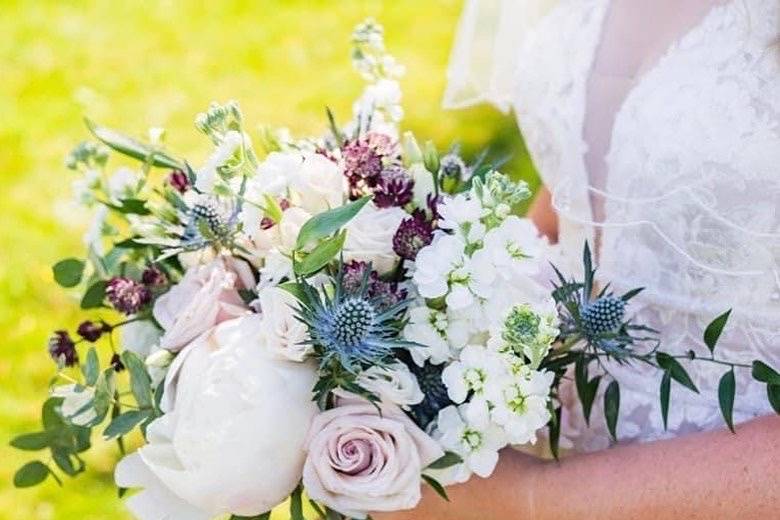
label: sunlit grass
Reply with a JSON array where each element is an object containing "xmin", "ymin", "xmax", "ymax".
[{"xmin": 0, "ymin": 1, "xmax": 537, "ymax": 518}]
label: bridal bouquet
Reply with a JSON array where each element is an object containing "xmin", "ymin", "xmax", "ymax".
[{"xmin": 13, "ymin": 20, "xmax": 779, "ymax": 520}]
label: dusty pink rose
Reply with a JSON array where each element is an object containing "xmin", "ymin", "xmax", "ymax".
[
  {"xmin": 303, "ymin": 401, "xmax": 443, "ymax": 519},
  {"xmin": 153, "ymin": 257, "xmax": 254, "ymax": 351}
]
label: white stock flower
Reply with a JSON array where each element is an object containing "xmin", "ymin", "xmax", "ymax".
[
  {"xmin": 413, "ymin": 234, "xmax": 495, "ymax": 311},
  {"xmin": 482, "ymin": 216, "xmax": 546, "ymax": 279},
  {"xmin": 51, "ymin": 385, "xmax": 98, "ymax": 426},
  {"xmin": 355, "ymin": 362, "xmax": 424, "ymax": 409},
  {"xmin": 486, "ymin": 366, "xmax": 554, "ymax": 445},
  {"xmin": 83, "ymin": 205, "xmax": 109, "ymax": 254},
  {"xmin": 402, "ymin": 305, "xmax": 452, "ymax": 366},
  {"xmin": 256, "ymin": 286, "xmax": 311, "ymax": 362},
  {"xmin": 115, "ymin": 316, "xmax": 319, "ymax": 520},
  {"xmin": 344, "ymin": 203, "xmax": 406, "ymax": 274},
  {"xmin": 195, "ymin": 130, "xmax": 244, "ymax": 193},
  {"xmin": 441, "ymin": 345, "xmax": 504, "ymax": 404},
  {"xmin": 434, "ymin": 401, "xmax": 507, "ymax": 479},
  {"xmin": 72, "ymin": 168, "xmax": 101, "ymax": 206},
  {"xmin": 354, "ymin": 78, "xmax": 403, "ymax": 122},
  {"xmin": 437, "ymin": 194, "xmax": 485, "ymax": 243}
]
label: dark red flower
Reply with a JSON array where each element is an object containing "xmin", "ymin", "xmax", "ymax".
[
  {"xmin": 393, "ymin": 211, "xmax": 434, "ymax": 261},
  {"xmin": 106, "ymin": 277, "xmax": 151, "ymax": 315},
  {"xmin": 342, "ymin": 133, "xmax": 400, "ymax": 199},
  {"xmin": 168, "ymin": 169, "xmax": 190, "ymax": 193},
  {"xmin": 141, "ymin": 266, "xmax": 168, "ymax": 287},
  {"xmin": 77, "ymin": 320, "xmax": 105, "ymax": 342},
  {"xmin": 48, "ymin": 330, "xmax": 78, "ymax": 366},
  {"xmin": 373, "ymin": 166, "xmax": 414, "ymax": 208}
]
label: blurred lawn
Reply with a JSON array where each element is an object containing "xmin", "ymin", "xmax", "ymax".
[{"xmin": 0, "ymin": 1, "xmax": 537, "ymax": 518}]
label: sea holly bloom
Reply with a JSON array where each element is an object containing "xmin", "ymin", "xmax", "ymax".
[
  {"xmin": 48, "ymin": 330, "xmax": 78, "ymax": 367},
  {"xmin": 106, "ymin": 277, "xmax": 152, "ymax": 315},
  {"xmin": 435, "ymin": 401, "xmax": 507, "ymax": 478},
  {"xmin": 441, "ymin": 345, "xmax": 504, "ymax": 404},
  {"xmin": 487, "ymin": 366, "xmax": 554, "ymax": 445}
]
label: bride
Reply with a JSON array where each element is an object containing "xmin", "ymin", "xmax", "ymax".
[{"xmin": 379, "ymin": 0, "xmax": 779, "ymax": 518}]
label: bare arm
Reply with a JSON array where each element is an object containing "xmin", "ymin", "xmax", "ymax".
[
  {"xmin": 528, "ymin": 186, "xmax": 558, "ymax": 244},
  {"xmin": 376, "ymin": 415, "xmax": 780, "ymax": 520}
]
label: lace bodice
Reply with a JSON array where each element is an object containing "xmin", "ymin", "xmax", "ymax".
[{"xmin": 500, "ymin": 0, "xmax": 780, "ymax": 451}]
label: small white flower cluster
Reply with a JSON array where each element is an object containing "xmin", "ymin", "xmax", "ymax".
[
  {"xmin": 404, "ymin": 173, "xmax": 559, "ymax": 483},
  {"xmin": 350, "ymin": 18, "xmax": 405, "ymax": 135}
]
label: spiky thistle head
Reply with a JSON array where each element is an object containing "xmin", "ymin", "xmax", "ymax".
[{"xmin": 295, "ymin": 263, "xmax": 412, "ymax": 374}]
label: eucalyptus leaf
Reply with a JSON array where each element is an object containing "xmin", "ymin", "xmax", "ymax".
[
  {"xmin": 718, "ymin": 369, "xmax": 736, "ymax": 433},
  {"xmin": 103, "ymin": 410, "xmax": 150, "ymax": 439},
  {"xmin": 295, "ymin": 196, "xmax": 370, "ymax": 249},
  {"xmin": 604, "ymin": 380, "xmax": 620, "ymax": 441},
  {"xmin": 294, "ymin": 231, "xmax": 347, "ymax": 276},
  {"xmin": 422, "ymin": 474, "xmax": 449, "ymax": 502},
  {"xmin": 656, "ymin": 353, "xmax": 699, "ymax": 394},
  {"xmin": 83, "ymin": 347, "xmax": 100, "ymax": 386},
  {"xmin": 122, "ymin": 351, "xmax": 154, "ymax": 409},
  {"xmin": 86, "ymin": 119, "xmax": 183, "ymax": 169},
  {"xmin": 659, "ymin": 370, "xmax": 671, "ymax": 430},
  {"xmin": 10, "ymin": 432, "xmax": 50, "ymax": 451},
  {"xmin": 53, "ymin": 258, "xmax": 85, "ymax": 288},
  {"xmin": 81, "ymin": 280, "xmax": 107, "ymax": 309},
  {"xmin": 704, "ymin": 310, "xmax": 731, "ymax": 354},
  {"xmin": 52, "ymin": 448, "xmax": 80, "ymax": 476},
  {"xmin": 13, "ymin": 461, "xmax": 50, "ymax": 488}
]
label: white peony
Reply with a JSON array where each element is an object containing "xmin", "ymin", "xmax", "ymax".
[
  {"xmin": 344, "ymin": 202, "xmax": 406, "ymax": 274},
  {"xmin": 256, "ymin": 286, "xmax": 311, "ymax": 361},
  {"xmin": 115, "ymin": 316, "xmax": 319, "ymax": 520}
]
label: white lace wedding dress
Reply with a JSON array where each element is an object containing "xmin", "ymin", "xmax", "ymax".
[{"xmin": 446, "ymin": 0, "xmax": 780, "ymax": 452}]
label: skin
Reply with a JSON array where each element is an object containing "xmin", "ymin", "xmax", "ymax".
[{"xmin": 375, "ymin": 190, "xmax": 780, "ymax": 519}]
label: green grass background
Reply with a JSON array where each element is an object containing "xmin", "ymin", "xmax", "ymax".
[{"xmin": 0, "ymin": 1, "xmax": 537, "ymax": 518}]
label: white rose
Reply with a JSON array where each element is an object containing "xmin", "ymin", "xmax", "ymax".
[
  {"xmin": 344, "ymin": 203, "xmax": 406, "ymax": 274},
  {"xmin": 292, "ymin": 152, "xmax": 345, "ymax": 214},
  {"xmin": 120, "ymin": 320, "xmax": 162, "ymax": 359},
  {"xmin": 256, "ymin": 286, "xmax": 311, "ymax": 361},
  {"xmin": 115, "ymin": 316, "xmax": 319, "ymax": 519},
  {"xmin": 355, "ymin": 362, "xmax": 424, "ymax": 409}
]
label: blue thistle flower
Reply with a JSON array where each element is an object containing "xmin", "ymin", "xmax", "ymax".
[
  {"xmin": 296, "ymin": 264, "xmax": 412, "ymax": 373},
  {"xmin": 581, "ymin": 296, "xmax": 626, "ymax": 336}
]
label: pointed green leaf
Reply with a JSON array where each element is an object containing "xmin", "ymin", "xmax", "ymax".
[
  {"xmin": 110, "ymin": 198, "xmax": 151, "ymax": 216},
  {"xmin": 767, "ymin": 384, "xmax": 780, "ymax": 414},
  {"xmin": 10, "ymin": 432, "xmax": 50, "ymax": 451},
  {"xmin": 752, "ymin": 360, "xmax": 780, "ymax": 385},
  {"xmin": 704, "ymin": 310, "xmax": 731, "ymax": 354},
  {"xmin": 548, "ymin": 403, "xmax": 562, "ymax": 460},
  {"xmin": 13, "ymin": 461, "xmax": 50, "ymax": 488},
  {"xmin": 53, "ymin": 258, "xmax": 85, "ymax": 288},
  {"xmin": 575, "ymin": 356, "xmax": 600, "ymax": 425},
  {"xmin": 427, "ymin": 451, "xmax": 463, "ymax": 470},
  {"xmin": 295, "ymin": 196, "xmax": 370, "ymax": 249},
  {"xmin": 294, "ymin": 231, "xmax": 347, "ymax": 276},
  {"xmin": 81, "ymin": 280, "xmax": 107, "ymax": 309},
  {"xmin": 660, "ymin": 370, "xmax": 671, "ymax": 430},
  {"xmin": 718, "ymin": 369, "xmax": 736, "ymax": 433},
  {"xmin": 604, "ymin": 380, "xmax": 620, "ymax": 441},
  {"xmin": 422, "ymin": 474, "xmax": 449, "ymax": 502},
  {"xmin": 86, "ymin": 119, "xmax": 183, "ymax": 169},
  {"xmin": 289, "ymin": 483, "xmax": 304, "ymax": 520},
  {"xmin": 51, "ymin": 448, "xmax": 81, "ymax": 476},
  {"xmin": 656, "ymin": 353, "xmax": 699, "ymax": 393}
]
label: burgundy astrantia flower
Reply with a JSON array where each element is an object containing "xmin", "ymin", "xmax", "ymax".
[
  {"xmin": 77, "ymin": 320, "xmax": 106, "ymax": 342},
  {"xmin": 392, "ymin": 210, "xmax": 434, "ymax": 261},
  {"xmin": 342, "ymin": 133, "xmax": 400, "ymax": 199},
  {"xmin": 342, "ymin": 260, "xmax": 407, "ymax": 311},
  {"xmin": 141, "ymin": 266, "xmax": 168, "ymax": 287},
  {"xmin": 110, "ymin": 352, "xmax": 125, "ymax": 372},
  {"xmin": 106, "ymin": 277, "xmax": 151, "ymax": 315},
  {"xmin": 168, "ymin": 169, "xmax": 190, "ymax": 193},
  {"xmin": 48, "ymin": 330, "xmax": 78, "ymax": 366},
  {"xmin": 373, "ymin": 166, "xmax": 414, "ymax": 208}
]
